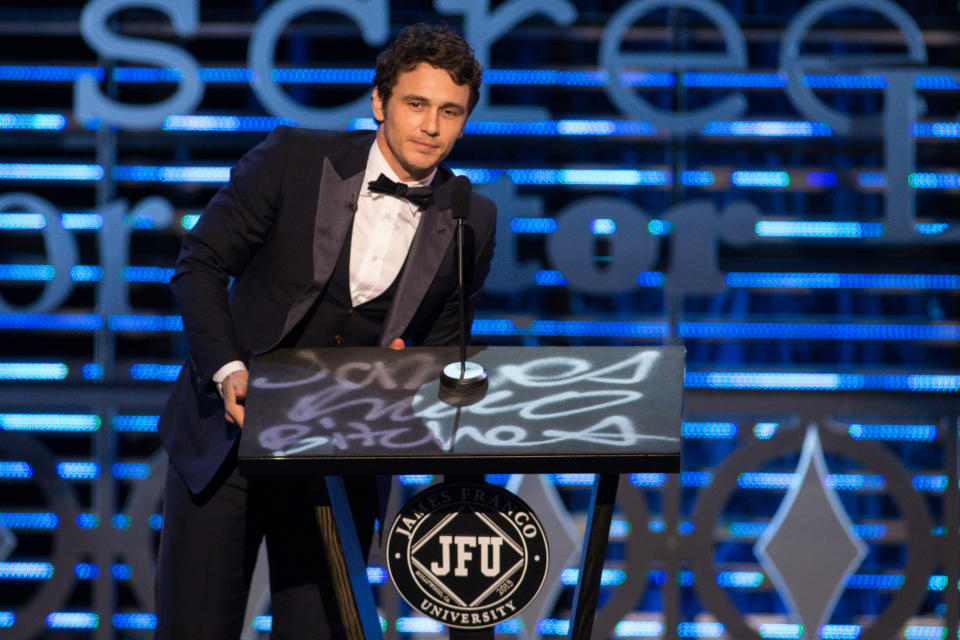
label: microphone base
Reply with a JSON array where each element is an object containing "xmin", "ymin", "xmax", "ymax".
[{"xmin": 440, "ymin": 361, "xmax": 488, "ymax": 392}]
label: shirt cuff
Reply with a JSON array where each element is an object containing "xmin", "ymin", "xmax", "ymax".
[{"xmin": 212, "ymin": 360, "xmax": 247, "ymax": 398}]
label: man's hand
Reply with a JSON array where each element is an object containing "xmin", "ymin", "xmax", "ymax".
[{"xmin": 223, "ymin": 369, "xmax": 249, "ymax": 427}]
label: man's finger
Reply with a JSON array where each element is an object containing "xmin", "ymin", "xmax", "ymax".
[{"xmin": 390, "ymin": 338, "xmax": 405, "ymax": 350}]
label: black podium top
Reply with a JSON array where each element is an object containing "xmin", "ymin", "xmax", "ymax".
[{"xmin": 238, "ymin": 346, "xmax": 683, "ymax": 476}]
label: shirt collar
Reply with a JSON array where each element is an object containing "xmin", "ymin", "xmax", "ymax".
[{"xmin": 363, "ymin": 138, "xmax": 436, "ymax": 192}]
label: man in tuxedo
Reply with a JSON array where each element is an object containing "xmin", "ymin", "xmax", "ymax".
[{"xmin": 155, "ymin": 24, "xmax": 496, "ymax": 639}]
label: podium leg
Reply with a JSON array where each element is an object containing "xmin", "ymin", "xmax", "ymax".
[
  {"xmin": 314, "ymin": 476, "xmax": 383, "ymax": 640},
  {"xmin": 567, "ymin": 473, "xmax": 618, "ymax": 640}
]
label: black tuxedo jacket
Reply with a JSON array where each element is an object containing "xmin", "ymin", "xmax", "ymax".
[{"xmin": 159, "ymin": 126, "xmax": 497, "ymax": 493}]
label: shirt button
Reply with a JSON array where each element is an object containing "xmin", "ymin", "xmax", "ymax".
[
  {"xmin": 334, "ymin": 334, "xmax": 343, "ymax": 344},
  {"xmin": 385, "ymin": 213, "xmax": 391, "ymax": 220},
  {"xmin": 371, "ymin": 256, "xmax": 378, "ymax": 262}
]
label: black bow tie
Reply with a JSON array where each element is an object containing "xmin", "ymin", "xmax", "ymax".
[{"xmin": 367, "ymin": 173, "xmax": 434, "ymax": 208}]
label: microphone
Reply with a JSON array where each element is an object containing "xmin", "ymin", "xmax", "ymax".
[{"xmin": 440, "ymin": 175, "xmax": 488, "ymax": 393}]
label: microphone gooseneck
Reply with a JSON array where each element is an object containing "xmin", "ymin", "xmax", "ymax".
[{"xmin": 440, "ymin": 175, "xmax": 488, "ymax": 392}]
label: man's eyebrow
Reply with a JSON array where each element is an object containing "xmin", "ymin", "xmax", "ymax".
[{"xmin": 400, "ymin": 93, "xmax": 466, "ymax": 111}]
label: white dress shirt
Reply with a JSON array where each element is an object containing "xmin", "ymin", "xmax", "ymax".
[{"xmin": 213, "ymin": 139, "xmax": 434, "ymax": 395}]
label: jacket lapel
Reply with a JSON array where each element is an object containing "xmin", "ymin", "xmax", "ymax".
[
  {"xmin": 279, "ymin": 136, "xmax": 369, "ymax": 340},
  {"xmin": 379, "ymin": 174, "xmax": 456, "ymax": 345},
  {"xmin": 311, "ymin": 156, "xmax": 364, "ymax": 286}
]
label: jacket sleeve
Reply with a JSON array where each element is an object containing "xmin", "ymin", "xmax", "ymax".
[
  {"xmin": 419, "ymin": 194, "xmax": 497, "ymax": 346},
  {"xmin": 170, "ymin": 126, "xmax": 291, "ymax": 392}
]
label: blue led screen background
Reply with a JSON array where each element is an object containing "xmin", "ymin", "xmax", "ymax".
[{"xmin": 0, "ymin": 1, "xmax": 958, "ymax": 638}]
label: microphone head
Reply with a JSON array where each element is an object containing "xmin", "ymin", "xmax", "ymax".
[{"xmin": 450, "ymin": 175, "xmax": 471, "ymax": 219}]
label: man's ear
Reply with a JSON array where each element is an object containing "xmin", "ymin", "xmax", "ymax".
[{"xmin": 371, "ymin": 87, "xmax": 385, "ymax": 123}]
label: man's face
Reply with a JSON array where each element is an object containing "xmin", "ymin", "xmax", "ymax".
[{"xmin": 372, "ymin": 62, "xmax": 470, "ymax": 182}]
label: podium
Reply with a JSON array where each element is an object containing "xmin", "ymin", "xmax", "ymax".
[{"xmin": 238, "ymin": 346, "xmax": 683, "ymax": 639}]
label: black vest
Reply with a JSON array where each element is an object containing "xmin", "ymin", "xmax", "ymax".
[{"xmin": 280, "ymin": 223, "xmax": 401, "ymax": 348}]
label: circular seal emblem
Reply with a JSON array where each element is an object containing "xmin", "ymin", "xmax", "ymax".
[{"xmin": 386, "ymin": 482, "xmax": 549, "ymax": 629}]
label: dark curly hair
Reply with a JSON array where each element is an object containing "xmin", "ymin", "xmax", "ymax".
[{"xmin": 373, "ymin": 24, "xmax": 482, "ymax": 115}]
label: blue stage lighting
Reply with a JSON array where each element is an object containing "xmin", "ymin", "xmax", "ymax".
[
  {"xmin": 0, "ymin": 163, "xmax": 103, "ymax": 181},
  {"xmin": 848, "ymin": 423, "xmax": 937, "ymax": 442},
  {"xmin": 111, "ymin": 463, "xmax": 151, "ymax": 480},
  {"xmin": 914, "ymin": 75, "xmax": 960, "ymax": 90},
  {"xmin": 805, "ymin": 171, "xmax": 839, "ymax": 187},
  {"xmin": 724, "ymin": 272, "xmax": 960, "ymax": 290},
  {"xmin": 0, "ymin": 313, "xmax": 103, "ymax": 330},
  {"xmin": 181, "ymin": 214, "xmax": 200, "ymax": 229},
  {"xmin": 0, "ymin": 113, "xmax": 66, "ymax": 130},
  {"xmin": 914, "ymin": 222, "xmax": 949, "ymax": 234},
  {"xmin": 614, "ymin": 620, "xmax": 663, "ymax": 637},
  {"xmin": 537, "ymin": 619, "xmax": 570, "ymax": 635},
  {"xmin": 397, "ymin": 475, "xmax": 432, "ymax": 485},
  {"xmin": 81, "ymin": 364, "xmax": 103, "ymax": 380},
  {"xmin": 731, "ymin": 171, "xmax": 790, "ymax": 187},
  {"xmin": 0, "ymin": 414, "xmax": 100, "ymax": 432},
  {"xmin": 534, "ymin": 270, "xmax": 567, "ymax": 286},
  {"xmin": 0, "ymin": 213, "xmax": 46, "ymax": 229},
  {"xmin": 396, "ymin": 617, "xmax": 443, "ymax": 633},
  {"xmin": 857, "ymin": 172, "xmax": 886, "ymax": 188},
  {"xmin": 754, "ymin": 221, "xmax": 882, "ymax": 238},
  {"xmin": 757, "ymin": 623, "xmax": 801, "ymax": 639},
  {"xmin": 550, "ymin": 473, "xmax": 596, "ymax": 486},
  {"xmin": 754, "ymin": 422, "xmax": 779, "ymax": 439},
  {"xmin": 851, "ymin": 524, "xmax": 886, "ymax": 540},
  {"xmin": 112, "ymin": 614, "xmax": 156, "ymax": 629},
  {"xmin": 702, "ymin": 121, "xmax": 831, "ymax": 137},
  {"xmin": 0, "ymin": 362, "xmax": 67, "ymax": 380},
  {"xmin": 590, "ymin": 218, "xmax": 616, "ymax": 234},
  {"xmin": 74, "ymin": 563, "xmax": 99, "ymax": 580},
  {"xmin": 108, "ymin": 315, "xmax": 183, "ymax": 331},
  {"xmin": 680, "ymin": 170, "xmax": 715, "ymax": 186},
  {"xmin": 909, "ymin": 172, "xmax": 960, "ymax": 188},
  {"xmin": 122, "ymin": 266, "xmax": 174, "ymax": 283},
  {"xmin": 680, "ymin": 472, "xmax": 714, "ymax": 487},
  {"xmin": 61, "ymin": 213, "xmax": 103, "ymax": 229},
  {"xmin": 470, "ymin": 319, "xmax": 516, "ymax": 335},
  {"xmin": 46, "ymin": 612, "xmax": 99, "ymax": 629},
  {"xmin": 682, "ymin": 71, "xmax": 785, "ymax": 88},
  {"xmin": 70, "ymin": 265, "xmax": 102, "ymax": 281},
  {"xmin": 57, "ymin": 462, "xmax": 101, "ymax": 479},
  {"xmin": 681, "ymin": 422, "xmax": 737, "ymax": 439},
  {"xmin": 911, "ymin": 476, "xmax": 947, "ymax": 492},
  {"xmin": 637, "ymin": 271, "xmax": 666, "ymax": 286},
  {"xmin": 76, "ymin": 514, "xmax": 99, "ymax": 529},
  {"xmin": 717, "ymin": 571, "xmax": 764, "ymax": 588},
  {"xmin": 1, "ymin": 562, "xmax": 54, "ymax": 579},
  {"xmin": 912, "ymin": 122, "xmax": 960, "ymax": 137},
  {"xmin": 0, "ymin": 65, "xmax": 103, "ymax": 81},
  {"xmin": 629, "ymin": 473, "xmax": 667, "ymax": 487},
  {"xmin": 528, "ymin": 320, "xmax": 669, "ymax": 338},
  {"xmin": 510, "ymin": 217, "xmax": 557, "ymax": 233},
  {"xmin": 113, "ymin": 415, "xmax": 159, "ymax": 432},
  {"xmin": 0, "ymin": 462, "xmax": 33, "ymax": 479},
  {"xmin": 819, "ymin": 625, "xmax": 862, "ymax": 639},
  {"xmin": 0, "ymin": 265, "xmax": 54, "ymax": 281},
  {"xmin": 110, "ymin": 564, "xmax": 132, "ymax": 580},
  {"xmin": 678, "ymin": 622, "xmax": 724, "ymax": 638},
  {"xmin": 0, "ymin": 512, "xmax": 57, "ymax": 529},
  {"xmin": 128, "ymin": 364, "xmax": 182, "ymax": 381}
]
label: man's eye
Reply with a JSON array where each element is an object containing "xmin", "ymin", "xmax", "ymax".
[{"xmin": 409, "ymin": 101, "xmax": 422, "ymax": 108}]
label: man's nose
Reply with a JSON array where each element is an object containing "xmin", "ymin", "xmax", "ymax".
[{"xmin": 420, "ymin": 110, "xmax": 439, "ymax": 135}]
